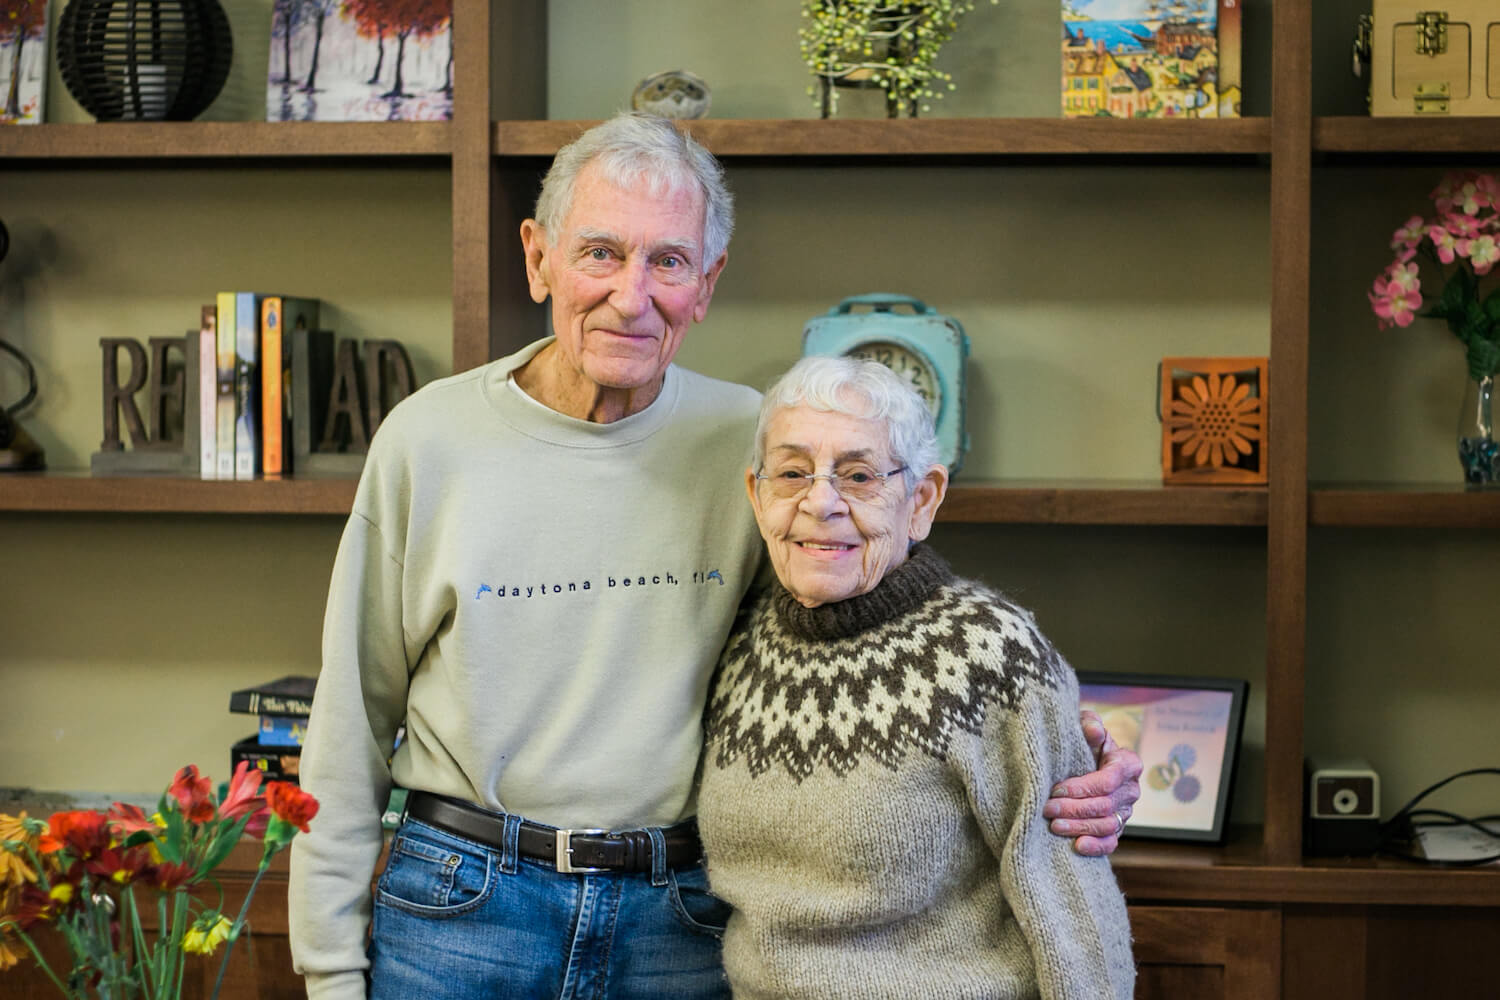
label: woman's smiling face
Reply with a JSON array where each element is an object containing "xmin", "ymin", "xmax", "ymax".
[{"xmin": 746, "ymin": 405, "xmax": 943, "ymax": 608}]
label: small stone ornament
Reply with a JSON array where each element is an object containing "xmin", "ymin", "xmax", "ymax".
[{"xmin": 631, "ymin": 70, "xmax": 711, "ymax": 119}]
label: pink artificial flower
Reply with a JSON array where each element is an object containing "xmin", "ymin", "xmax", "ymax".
[
  {"xmin": 1369, "ymin": 268, "xmax": 1422, "ymax": 329},
  {"xmin": 1441, "ymin": 211, "xmax": 1481, "ymax": 239},
  {"xmin": 1463, "ymin": 234, "xmax": 1500, "ymax": 275},
  {"xmin": 1383, "ymin": 260, "xmax": 1421, "ymax": 296},
  {"xmin": 1389, "ymin": 215, "xmax": 1426, "ymax": 250},
  {"xmin": 1432, "ymin": 170, "xmax": 1490, "ymax": 214},
  {"xmin": 1427, "ymin": 224, "xmax": 1459, "ymax": 264}
]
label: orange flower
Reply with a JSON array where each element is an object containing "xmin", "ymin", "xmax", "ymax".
[
  {"xmin": 106, "ymin": 802, "xmax": 160, "ymax": 837},
  {"xmin": 265, "ymin": 782, "xmax": 319, "ymax": 834},
  {"xmin": 44, "ymin": 811, "xmax": 111, "ymax": 861},
  {"xmin": 167, "ymin": 765, "xmax": 216, "ymax": 824}
]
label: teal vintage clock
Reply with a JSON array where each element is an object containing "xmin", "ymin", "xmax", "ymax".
[{"xmin": 801, "ymin": 293, "xmax": 970, "ymax": 475}]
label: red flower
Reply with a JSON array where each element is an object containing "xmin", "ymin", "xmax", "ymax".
[
  {"xmin": 141, "ymin": 860, "xmax": 195, "ymax": 892},
  {"xmin": 218, "ymin": 761, "xmax": 269, "ymax": 838},
  {"xmin": 85, "ymin": 846, "xmax": 151, "ymax": 886},
  {"xmin": 45, "ymin": 811, "xmax": 111, "ymax": 860},
  {"xmin": 167, "ymin": 765, "xmax": 216, "ymax": 824},
  {"xmin": 265, "ymin": 782, "xmax": 319, "ymax": 834}
]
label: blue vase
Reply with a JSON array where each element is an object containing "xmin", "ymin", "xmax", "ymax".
[{"xmin": 1457, "ymin": 373, "xmax": 1499, "ymax": 487}]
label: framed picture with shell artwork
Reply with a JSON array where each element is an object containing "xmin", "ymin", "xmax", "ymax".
[
  {"xmin": 1158, "ymin": 355, "xmax": 1268, "ymax": 485},
  {"xmin": 1077, "ymin": 671, "xmax": 1248, "ymax": 844}
]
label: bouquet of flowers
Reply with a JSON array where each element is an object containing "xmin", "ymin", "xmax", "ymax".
[
  {"xmin": 0, "ymin": 763, "xmax": 318, "ymax": 1000},
  {"xmin": 1369, "ymin": 170, "xmax": 1500, "ymax": 381}
]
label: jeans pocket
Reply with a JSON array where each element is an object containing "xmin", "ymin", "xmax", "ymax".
[
  {"xmin": 376, "ymin": 821, "xmax": 493, "ymax": 917},
  {"xmin": 668, "ymin": 866, "xmax": 733, "ymax": 939}
]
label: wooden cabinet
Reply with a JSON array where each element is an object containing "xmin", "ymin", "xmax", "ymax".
[{"xmin": 2, "ymin": 1, "xmax": 1498, "ymax": 996}]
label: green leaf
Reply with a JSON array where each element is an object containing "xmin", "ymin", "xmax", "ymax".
[
  {"xmin": 1484, "ymin": 287, "xmax": 1500, "ymax": 325},
  {"xmin": 1468, "ymin": 338, "xmax": 1500, "ymax": 379},
  {"xmin": 158, "ymin": 809, "xmax": 186, "ymax": 864}
]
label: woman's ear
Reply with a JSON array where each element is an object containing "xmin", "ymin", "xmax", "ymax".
[
  {"xmin": 906, "ymin": 464, "xmax": 949, "ymax": 543},
  {"xmin": 744, "ymin": 466, "xmax": 763, "ymax": 519}
]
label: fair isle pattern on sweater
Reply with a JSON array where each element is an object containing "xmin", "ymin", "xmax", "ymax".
[{"xmin": 705, "ymin": 545, "xmax": 1069, "ymax": 781}]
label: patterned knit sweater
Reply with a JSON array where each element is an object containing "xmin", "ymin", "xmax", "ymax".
[{"xmin": 696, "ymin": 545, "xmax": 1135, "ymax": 1000}]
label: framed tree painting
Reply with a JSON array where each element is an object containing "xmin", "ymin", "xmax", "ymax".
[
  {"xmin": 0, "ymin": 0, "xmax": 48, "ymax": 125},
  {"xmin": 267, "ymin": 0, "xmax": 453, "ymax": 122}
]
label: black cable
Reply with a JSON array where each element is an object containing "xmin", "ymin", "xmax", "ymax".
[{"xmin": 1376, "ymin": 769, "xmax": 1500, "ymax": 867}]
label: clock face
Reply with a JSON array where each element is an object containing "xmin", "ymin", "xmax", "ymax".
[{"xmin": 846, "ymin": 341, "xmax": 942, "ymax": 418}]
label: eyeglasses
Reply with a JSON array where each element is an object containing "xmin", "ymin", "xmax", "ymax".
[{"xmin": 753, "ymin": 465, "xmax": 908, "ymax": 503}]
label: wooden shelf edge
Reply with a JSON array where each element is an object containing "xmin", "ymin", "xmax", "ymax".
[
  {"xmin": 0, "ymin": 475, "xmax": 358, "ymax": 515},
  {"xmin": 1117, "ymin": 860, "xmax": 1500, "ymax": 907},
  {"xmin": 1310, "ymin": 485, "xmax": 1500, "ymax": 528},
  {"xmin": 494, "ymin": 117, "xmax": 1272, "ymax": 159},
  {"xmin": 0, "ymin": 122, "xmax": 452, "ymax": 160},
  {"xmin": 936, "ymin": 481, "xmax": 1268, "ymax": 526},
  {"xmin": 1315, "ymin": 116, "xmax": 1500, "ymax": 155}
]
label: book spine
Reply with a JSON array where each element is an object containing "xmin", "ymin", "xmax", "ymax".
[
  {"xmin": 198, "ymin": 305, "xmax": 217, "ymax": 479},
  {"xmin": 229, "ymin": 692, "xmax": 316, "ymax": 716},
  {"xmin": 261, "ymin": 297, "xmax": 285, "ymax": 478},
  {"xmin": 234, "ymin": 292, "xmax": 261, "ymax": 480},
  {"xmin": 215, "ymin": 292, "xmax": 237, "ymax": 479}
]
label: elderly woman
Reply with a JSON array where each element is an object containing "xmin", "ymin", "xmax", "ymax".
[{"xmin": 696, "ymin": 356, "xmax": 1135, "ymax": 1000}]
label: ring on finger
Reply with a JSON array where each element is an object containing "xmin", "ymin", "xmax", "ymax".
[{"xmin": 1113, "ymin": 811, "xmax": 1125, "ymax": 836}]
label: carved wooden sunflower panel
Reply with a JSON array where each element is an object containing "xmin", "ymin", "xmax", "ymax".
[{"xmin": 1159, "ymin": 356, "xmax": 1268, "ymax": 485}]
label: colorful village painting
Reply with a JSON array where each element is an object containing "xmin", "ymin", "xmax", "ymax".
[
  {"xmin": 267, "ymin": 0, "xmax": 453, "ymax": 122},
  {"xmin": 1062, "ymin": 0, "xmax": 1229, "ymax": 119}
]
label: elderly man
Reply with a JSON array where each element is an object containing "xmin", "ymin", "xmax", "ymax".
[{"xmin": 289, "ymin": 112, "xmax": 1141, "ymax": 1000}]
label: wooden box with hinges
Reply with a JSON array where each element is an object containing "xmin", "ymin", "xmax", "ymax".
[
  {"xmin": 1354, "ymin": 4, "xmax": 1500, "ymax": 116},
  {"xmin": 1158, "ymin": 356, "xmax": 1268, "ymax": 486}
]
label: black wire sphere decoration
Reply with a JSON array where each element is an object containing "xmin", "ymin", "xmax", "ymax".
[{"xmin": 55, "ymin": 0, "xmax": 233, "ymax": 121}]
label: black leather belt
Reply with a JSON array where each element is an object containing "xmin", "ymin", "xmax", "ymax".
[{"xmin": 404, "ymin": 790, "xmax": 703, "ymax": 874}]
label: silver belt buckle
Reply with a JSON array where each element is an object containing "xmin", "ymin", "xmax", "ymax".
[{"xmin": 555, "ymin": 828, "xmax": 610, "ymax": 873}]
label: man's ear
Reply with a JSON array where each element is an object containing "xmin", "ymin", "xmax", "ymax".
[
  {"xmin": 906, "ymin": 464, "xmax": 949, "ymax": 543},
  {"xmin": 520, "ymin": 219, "xmax": 552, "ymax": 305},
  {"xmin": 694, "ymin": 252, "xmax": 728, "ymax": 323}
]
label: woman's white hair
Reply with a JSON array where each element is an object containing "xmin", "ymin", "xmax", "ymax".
[
  {"xmin": 753, "ymin": 355, "xmax": 940, "ymax": 493},
  {"xmin": 533, "ymin": 112, "xmax": 734, "ymax": 266}
]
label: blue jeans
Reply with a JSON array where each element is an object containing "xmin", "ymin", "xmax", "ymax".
[{"xmin": 367, "ymin": 816, "xmax": 732, "ymax": 1000}]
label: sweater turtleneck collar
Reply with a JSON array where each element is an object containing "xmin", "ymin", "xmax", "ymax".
[{"xmin": 769, "ymin": 543, "xmax": 955, "ymax": 642}]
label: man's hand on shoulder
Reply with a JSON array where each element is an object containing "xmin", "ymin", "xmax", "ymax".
[{"xmin": 1043, "ymin": 710, "xmax": 1144, "ymax": 857}]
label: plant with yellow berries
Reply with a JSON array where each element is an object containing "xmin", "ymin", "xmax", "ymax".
[
  {"xmin": 0, "ymin": 764, "xmax": 318, "ymax": 999},
  {"xmin": 799, "ymin": 0, "xmax": 995, "ymax": 118}
]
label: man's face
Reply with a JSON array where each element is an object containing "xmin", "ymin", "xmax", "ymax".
[{"xmin": 523, "ymin": 163, "xmax": 725, "ymax": 395}]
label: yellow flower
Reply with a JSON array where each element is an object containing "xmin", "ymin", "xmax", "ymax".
[
  {"xmin": 182, "ymin": 913, "xmax": 232, "ymax": 955},
  {"xmin": 0, "ymin": 813, "xmax": 39, "ymax": 891},
  {"xmin": 48, "ymin": 884, "xmax": 72, "ymax": 905},
  {"xmin": 0, "ymin": 930, "xmax": 24, "ymax": 971}
]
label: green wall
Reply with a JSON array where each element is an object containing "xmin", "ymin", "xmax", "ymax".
[{"xmin": 1, "ymin": 0, "xmax": 1494, "ymax": 825}]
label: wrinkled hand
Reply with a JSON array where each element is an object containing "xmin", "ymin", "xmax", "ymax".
[{"xmin": 1043, "ymin": 709, "xmax": 1144, "ymax": 857}]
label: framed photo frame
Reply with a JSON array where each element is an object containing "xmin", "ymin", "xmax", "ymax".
[{"xmin": 1076, "ymin": 672, "xmax": 1248, "ymax": 843}]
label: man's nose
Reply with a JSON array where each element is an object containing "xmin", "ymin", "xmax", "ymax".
[{"xmin": 609, "ymin": 257, "xmax": 651, "ymax": 317}]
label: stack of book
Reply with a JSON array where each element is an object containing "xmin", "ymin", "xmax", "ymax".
[
  {"xmin": 229, "ymin": 674, "xmax": 315, "ymax": 784},
  {"xmin": 226, "ymin": 674, "xmax": 408, "ymax": 827},
  {"xmin": 196, "ymin": 293, "xmax": 331, "ymax": 481}
]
